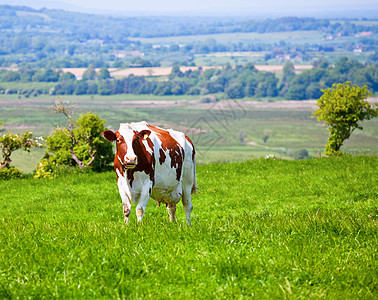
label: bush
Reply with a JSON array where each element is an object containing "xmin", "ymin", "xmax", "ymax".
[
  {"xmin": 43, "ymin": 111, "xmax": 113, "ymax": 172},
  {"xmin": 0, "ymin": 166, "xmax": 23, "ymax": 180},
  {"xmin": 293, "ymin": 149, "xmax": 310, "ymax": 160},
  {"xmin": 34, "ymin": 158, "xmax": 55, "ymax": 179}
]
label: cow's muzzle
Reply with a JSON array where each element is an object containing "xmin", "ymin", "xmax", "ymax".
[{"xmin": 124, "ymin": 157, "xmax": 137, "ymax": 169}]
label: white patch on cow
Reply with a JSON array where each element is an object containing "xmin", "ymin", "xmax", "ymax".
[
  {"xmin": 142, "ymin": 139, "xmax": 153, "ymax": 155},
  {"xmin": 117, "ymin": 155, "xmax": 123, "ymax": 166},
  {"xmin": 118, "ymin": 124, "xmax": 137, "ymax": 160},
  {"xmin": 115, "ymin": 168, "xmax": 132, "ymax": 223},
  {"xmin": 116, "ymin": 168, "xmax": 132, "ymax": 201},
  {"xmin": 167, "ymin": 128, "xmax": 186, "ymax": 148}
]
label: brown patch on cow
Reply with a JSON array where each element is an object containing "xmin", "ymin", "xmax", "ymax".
[
  {"xmin": 103, "ymin": 130, "xmax": 117, "ymax": 142},
  {"xmin": 127, "ymin": 133, "xmax": 155, "ymax": 187},
  {"xmin": 147, "ymin": 125, "xmax": 184, "ymax": 181},
  {"xmin": 110, "ymin": 131, "xmax": 127, "ymax": 179},
  {"xmin": 159, "ymin": 148, "xmax": 166, "ymax": 165}
]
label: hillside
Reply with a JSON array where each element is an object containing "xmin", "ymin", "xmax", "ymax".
[{"xmin": 0, "ymin": 5, "xmax": 377, "ymax": 68}]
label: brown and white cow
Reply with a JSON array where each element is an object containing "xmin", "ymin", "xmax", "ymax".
[{"xmin": 103, "ymin": 121, "xmax": 196, "ymax": 224}]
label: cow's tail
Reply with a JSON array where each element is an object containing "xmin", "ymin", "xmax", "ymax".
[{"xmin": 191, "ymin": 154, "xmax": 197, "ymax": 194}]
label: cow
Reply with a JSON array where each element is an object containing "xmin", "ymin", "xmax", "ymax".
[{"xmin": 103, "ymin": 121, "xmax": 196, "ymax": 224}]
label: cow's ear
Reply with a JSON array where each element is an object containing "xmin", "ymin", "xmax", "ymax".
[
  {"xmin": 103, "ymin": 130, "xmax": 116, "ymax": 142},
  {"xmin": 136, "ymin": 130, "xmax": 151, "ymax": 140}
]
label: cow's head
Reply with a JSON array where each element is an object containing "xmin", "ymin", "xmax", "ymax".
[{"xmin": 103, "ymin": 129, "xmax": 151, "ymax": 169}]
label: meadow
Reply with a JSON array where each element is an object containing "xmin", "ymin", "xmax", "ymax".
[
  {"xmin": 129, "ymin": 31, "xmax": 325, "ymax": 46},
  {"xmin": 1, "ymin": 94, "xmax": 377, "ymax": 174},
  {"xmin": 0, "ymin": 156, "xmax": 377, "ymax": 298}
]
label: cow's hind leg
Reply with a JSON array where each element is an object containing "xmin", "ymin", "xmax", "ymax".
[
  {"xmin": 167, "ymin": 203, "xmax": 176, "ymax": 222},
  {"xmin": 182, "ymin": 185, "xmax": 193, "ymax": 225}
]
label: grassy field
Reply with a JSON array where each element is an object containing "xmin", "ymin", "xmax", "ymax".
[
  {"xmin": 129, "ymin": 31, "xmax": 325, "ymax": 45},
  {"xmin": 0, "ymin": 82, "xmax": 55, "ymax": 92},
  {"xmin": 1, "ymin": 94, "xmax": 377, "ymax": 173},
  {"xmin": 0, "ymin": 156, "xmax": 377, "ymax": 298}
]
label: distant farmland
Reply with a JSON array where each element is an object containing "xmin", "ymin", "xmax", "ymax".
[{"xmin": 59, "ymin": 65, "xmax": 313, "ymax": 79}]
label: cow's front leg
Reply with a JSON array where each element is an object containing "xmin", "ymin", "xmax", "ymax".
[
  {"xmin": 136, "ymin": 186, "xmax": 152, "ymax": 222},
  {"xmin": 123, "ymin": 204, "xmax": 131, "ymax": 224},
  {"xmin": 117, "ymin": 176, "xmax": 132, "ymax": 224}
]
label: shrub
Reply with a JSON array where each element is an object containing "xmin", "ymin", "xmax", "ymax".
[
  {"xmin": 0, "ymin": 166, "xmax": 23, "ymax": 180},
  {"xmin": 293, "ymin": 149, "xmax": 310, "ymax": 160},
  {"xmin": 0, "ymin": 125, "xmax": 42, "ymax": 169},
  {"xmin": 44, "ymin": 105, "xmax": 113, "ymax": 172},
  {"xmin": 34, "ymin": 158, "xmax": 55, "ymax": 179}
]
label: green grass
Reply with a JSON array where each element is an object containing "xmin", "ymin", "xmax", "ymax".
[
  {"xmin": 0, "ymin": 156, "xmax": 377, "ymax": 298},
  {"xmin": 0, "ymin": 82, "xmax": 55, "ymax": 92},
  {"xmin": 129, "ymin": 31, "xmax": 325, "ymax": 45}
]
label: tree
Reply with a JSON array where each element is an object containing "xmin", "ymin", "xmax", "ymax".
[
  {"xmin": 60, "ymin": 72, "xmax": 76, "ymax": 82},
  {"xmin": 313, "ymin": 82, "xmax": 377, "ymax": 156},
  {"xmin": 169, "ymin": 65, "xmax": 184, "ymax": 79},
  {"xmin": 279, "ymin": 62, "xmax": 295, "ymax": 97},
  {"xmin": 285, "ymin": 82, "xmax": 306, "ymax": 100},
  {"xmin": 226, "ymin": 82, "xmax": 245, "ymax": 99},
  {"xmin": 32, "ymin": 68, "xmax": 60, "ymax": 82},
  {"xmin": 48, "ymin": 98, "xmax": 113, "ymax": 170},
  {"xmin": 0, "ymin": 122, "xmax": 41, "ymax": 169},
  {"xmin": 82, "ymin": 66, "xmax": 97, "ymax": 80},
  {"xmin": 98, "ymin": 67, "xmax": 110, "ymax": 80},
  {"xmin": 255, "ymin": 73, "xmax": 278, "ymax": 97},
  {"xmin": 293, "ymin": 149, "xmax": 309, "ymax": 160},
  {"xmin": 305, "ymin": 82, "xmax": 323, "ymax": 99}
]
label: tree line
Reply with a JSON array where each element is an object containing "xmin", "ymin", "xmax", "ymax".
[{"xmin": 0, "ymin": 58, "xmax": 376, "ymax": 100}]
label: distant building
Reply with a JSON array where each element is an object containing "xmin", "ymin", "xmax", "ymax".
[
  {"xmin": 353, "ymin": 47, "xmax": 362, "ymax": 53},
  {"xmin": 275, "ymin": 54, "xmax": 291, "ymax": 60},
  {"xmin": 359, "ymin": 31, "xmax": 373, "ymax": 36}
]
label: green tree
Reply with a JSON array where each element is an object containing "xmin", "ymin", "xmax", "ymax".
[
  {"xmin": 59, "ymin": 72, "xmax": 76, "ymax": 82},
  {"xmin": 98, "ymin": 67, "xmax": 110, "ymax": 80},
  {"xmin": 32, "ymin": 68, "xmax": 60, "ymax": 82},
  {"xmin": 313, "ymin": 82, "xmax": 377, "ymax": 156},
  {"xmin": 293, "ymin": 149, "xmax": 309, "ymax": 160},
  {"xmin": 169, "ymin": 65, "xmax": 184, "ymax": 79},
  {"xmin": 82, "ymin": 66, "xmax": 97, "ymax": 81},
  {"xmin": 279, "ymin": 62, "xmax": 295, "ymax": 97},
  {"xmin": 226, "ymin": 82, "xmax": 245, "ymax": 99},
  {"xmin": 254, "ymin": 72, "xmax": 278, "ymax": 97},
  {"xmin": 47, "ymin": 99, "xmax": 113, "ymax": 170},
  {"xmin": 305, "ymin": 82, "xmax": 322, "ymax": 99},
  {"xmin": 0, "ymin": 122, "xmax": 41, "ymax": 169}
]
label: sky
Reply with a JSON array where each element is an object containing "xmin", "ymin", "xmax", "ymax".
[{"xmin": 1, "ymin": 0, "xmax": 377, "ymax": 17}]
